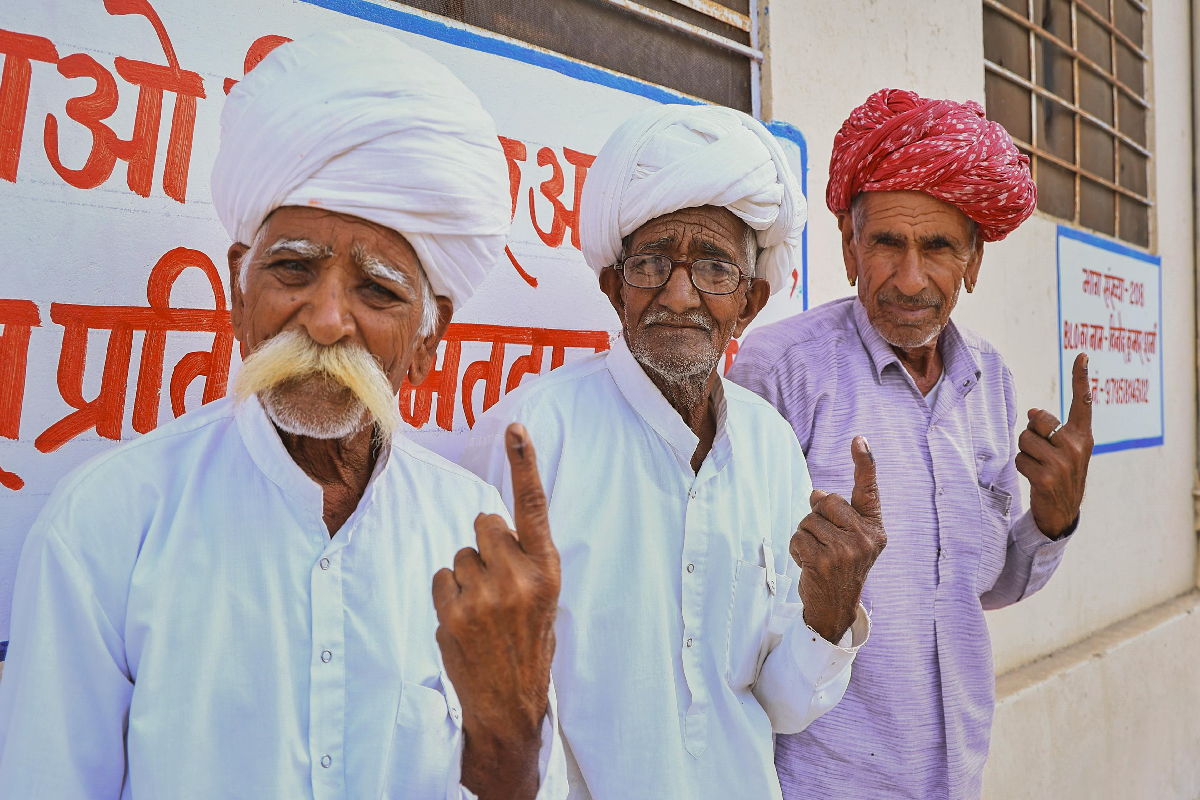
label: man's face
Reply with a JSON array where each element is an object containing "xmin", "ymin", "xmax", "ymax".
[
  {"xmin": 600, "ymin": 206, "xmax": 769, "ymax": 388},
  {"xmin": 839, "ymin": 190, "xmax": 983, "ymax": 350},
  {"xmin": 227, "ymin": 206, "xmax": 452, "ymax": 437}
]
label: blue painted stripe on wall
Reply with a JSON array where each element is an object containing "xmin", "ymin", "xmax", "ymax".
[{"xmin": 0, "ymin": 641, "xmax": 7, "ymax": 661}]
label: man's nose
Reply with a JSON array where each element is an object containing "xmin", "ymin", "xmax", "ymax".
[
  {"xmin": 655, "ymin": 263, "xmax": 702, "ymax": 314},
  {"xmin": 299, "ymin": 275, "xmax": 356, "ymax": 346},
  {"xmin": 891, "ymin": 246, "xmax": 928, "ymax": 296}
]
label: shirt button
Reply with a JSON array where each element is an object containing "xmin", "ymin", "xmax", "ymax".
[
  {"xmin": 689, "ymin": 489, "xmax": 697, "ymax": 499},
  {"xmin": 320, "ymin": 755, "xmax": 332, "ymax": 768},
  {"xmin": 937, "ymin": 487, "xmax": 944, "ymax": 496},
  {"xmin": 686, "ymin": 638, "xmax": 694, "ymax": 647},
  {"xmin": 450, "ymin": 707, "xmax": 462, "ymax": 724},
  {"xmin": 321, "ymin": 650, "xmax": 332, "ymax": 663},
  {"xmin": 319, "ymin": 558, "xmax": 330, "ymax": 570},
  {"xmin": 687, "ymin": 563, "xmax": 695, "ymax": 573}
]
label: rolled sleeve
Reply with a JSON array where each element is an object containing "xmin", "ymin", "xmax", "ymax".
[
  {"xmin": 981, "ymin": 510, "xmax": 1076, "ymax": 610},
  {"xmin": 754, "ymin": 601, "xmax": 870, "ymax": 735}
]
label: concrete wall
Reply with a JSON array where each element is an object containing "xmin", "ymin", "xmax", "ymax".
[
  {"xmin": 763, "ymin": 0, "xmax": 1198, "ymax": 796},
  {"xmin": 984, "ymin": 591, "xmax": 1200, "ymax": 800}
]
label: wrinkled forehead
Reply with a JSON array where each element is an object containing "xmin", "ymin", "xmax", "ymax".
[
  {"xmin": 853, "ymin": 190, "xmax": 975, "ymax": 240},
  {"xmin": 627, "ymin": 206, "xmax": 749, "ymax": 254}
]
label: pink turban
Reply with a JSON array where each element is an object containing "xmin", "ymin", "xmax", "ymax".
[{"xmin": 826, "ymin": 89, "xmax": 1036, "ymax": 242}]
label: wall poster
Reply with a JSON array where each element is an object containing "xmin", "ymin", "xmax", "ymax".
[
  {"xmin": 0, "ymin": 0, "xmax": 808, "ymax": 647},
  {"xmin": 1057, "ymin": 225, "xmax": 1163, "ymax": 455}
]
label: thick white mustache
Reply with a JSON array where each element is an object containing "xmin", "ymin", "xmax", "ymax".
[{"xmin": 233, "ymin": 330, "xmax": 401, "ymax": 441}]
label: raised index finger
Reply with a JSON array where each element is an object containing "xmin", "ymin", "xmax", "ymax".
[
  {"xmin": 849, "ymin": 436, "xmax": 882, "ymax": 523},
  {"xmin": 505, "ymin": 423, "xmax": 553, "ymax": 559},
  {"xmin": 1066, "ymin": 353, "xmax": 1093, "ymax": 434}
]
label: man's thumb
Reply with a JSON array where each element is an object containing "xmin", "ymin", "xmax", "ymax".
[{"xmin": 849, "ymin": 436, "xmax": 882, "ymax": 521}]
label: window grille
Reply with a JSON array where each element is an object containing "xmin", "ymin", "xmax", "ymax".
[
  {"xmin": 392, "ymin": 0, "xmax": 760, "ymax": 114},
  {"xmin": 983, "ymin": 0, "xmax": 1151, "ymax": 247}
]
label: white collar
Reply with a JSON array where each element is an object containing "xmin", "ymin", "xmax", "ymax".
[
  {"xmin": 235, "ymin": 396, "xmax": 393, "ymax": 542},
  {"xmin": 605, "ymin": 336, "xmax": 733, "ymax": 473}
]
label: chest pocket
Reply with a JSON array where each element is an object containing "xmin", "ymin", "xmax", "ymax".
[
  {"xmin": 382, "ymin": 678, "xmax": 460, "ymax": 799},
  {"xmin": 726, "ymin": 542, "xmax": 794, "ymax": 691},
  {"xmin": 976, "ymin": 483, "xmax": 1013, "ymax": 593}
]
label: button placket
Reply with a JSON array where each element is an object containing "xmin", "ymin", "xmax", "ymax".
[
  {"xmin": 679, "ymin": 477, "xmax": 710, "ymax": 756},
  {"xmin": 309, "ymin": 546, "xmax": 347, "ymax": 796}
]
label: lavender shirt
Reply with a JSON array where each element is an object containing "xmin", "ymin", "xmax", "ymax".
[{"xmin": 729, "ymin": 298, "xmax": 1074, "ymax": 799}]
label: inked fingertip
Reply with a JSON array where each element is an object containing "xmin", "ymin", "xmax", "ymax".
[{"xmin": 505, "ymin": 423, "xmax": 528, "ymax": 456}]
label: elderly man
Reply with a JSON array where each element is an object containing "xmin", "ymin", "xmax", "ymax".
[
  {"xmin": 0, "ymin": 31, "xmax": 565, "ymax": 800},
  {"xmin": 460, "ymin": 105, "xmax": 885, "ymax": 800},
  {"xmin": 729, "ymin": 89, "xmax": 1094, "ymax": 799}
]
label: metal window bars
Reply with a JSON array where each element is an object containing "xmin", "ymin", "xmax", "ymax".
[{"xmin": 982, "ymin": 0, "xmax": 1152, "ymax": 247}]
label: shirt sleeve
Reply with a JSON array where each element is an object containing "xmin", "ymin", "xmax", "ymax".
[
  {"xmin": 753, "ymin": 591, "xmax": 870, "ymax": 735},
  {"xmin": 979, "ymin": 365, "xmax": 1076, "ymax": 610},
  {"xmin": 449, "ymin": 679, "xmax": 568, "ymax": 800},
  {"xmin": 751, "ymin": 429, "xmax": 870, "ymax": 735},
  {"xmin": 0, "ymin": 522, "xmax": 133, "ymax": 798},
  {"xmin": 728, "ymin": 331, "xmax": 823, "ymax": 454},
  {"xmin": 458, "ymin": 414, "xmax": 516, "ymax": 510}
]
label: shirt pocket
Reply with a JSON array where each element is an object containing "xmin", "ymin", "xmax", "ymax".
[
  {"xmin": 382, "ymin": 679, "xmax": 459, "ymax": 799},
  {"xmin": 976, "ymin": 483, "xmax": 1013, "ymax": 593},
  {"xmin": 726, "ymin": 551, "xmax": 793, "ymax": 691}
]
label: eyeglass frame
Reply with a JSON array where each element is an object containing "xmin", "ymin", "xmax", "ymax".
[{"xmin": 614, "ymin": 253, "xmax": 752, "ymax": 296}]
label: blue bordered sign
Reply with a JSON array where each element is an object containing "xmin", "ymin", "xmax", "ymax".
[{"xmin": 1056, "ymin": 225, "xmax": 1163, "ymax": 454}]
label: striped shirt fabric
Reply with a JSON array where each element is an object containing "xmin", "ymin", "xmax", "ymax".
[{"xmin": 729, "ymin": 297, "xmax": 1074, "ymax": 799}]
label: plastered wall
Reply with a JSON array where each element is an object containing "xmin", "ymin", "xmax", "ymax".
[{"xmin": 763, "ymin": 0, "xmax": 1197, "ymax": 675}]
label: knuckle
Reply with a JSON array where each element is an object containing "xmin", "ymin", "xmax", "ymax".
[
  {"xmin": 438, "ymin": 603, "xmax": 466, "ymax": 631},
  {"xmin": 516, "ymin": 486, "xmax": 548, "ymax": 513}
]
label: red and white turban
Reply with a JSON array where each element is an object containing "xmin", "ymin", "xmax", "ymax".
[
  {"xmin": 211, "ymin": 30, "xmax": 510, "ymax": 311},
  {"xmin": 827, "ymin": 89, "xmax": 1036, "ymax": 241}
]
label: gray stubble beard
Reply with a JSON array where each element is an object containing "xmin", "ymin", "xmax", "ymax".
[{"xmin": 626, "ymin": 314, "xmax": 730, "ymax": 414}]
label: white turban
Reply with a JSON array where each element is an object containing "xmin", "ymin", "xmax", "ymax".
[
  {"xmin": 211, "ymin": 30, "xmax": 510, "ymax": 311},
  {"xmin": 579, "ymin": 105, "xmax": 807, "ymax": 294}
]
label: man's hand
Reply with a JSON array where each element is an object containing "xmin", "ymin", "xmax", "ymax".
[
  {"xmin": 432, "ymin": 423, "xmax": 561, "ymax": 800},
  {"xmin": 1016, "ymin": 352, "xmax": 1094, "ymax": 539},
  {"xmin": 791, "ymin": 436, "xmax": 887, "ymax": 644}
]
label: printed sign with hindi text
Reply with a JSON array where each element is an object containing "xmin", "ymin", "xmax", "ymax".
[
  {"xmin": 0, "ymin": 0, "xmax": 808, "ymax": 643},
  {"xmin": 1057, "ymin": 226, "xmax": 1163, "ymax": 454}
]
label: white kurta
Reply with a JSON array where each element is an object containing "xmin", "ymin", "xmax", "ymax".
[
  {"xmin": 460, "ymin": 338, "xmax": 870, "ymax": 800},
  {"xmin": 0, "ymin": 396, "xmax": 565, "ymax": 800}
]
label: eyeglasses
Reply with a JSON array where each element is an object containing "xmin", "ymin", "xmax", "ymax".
[{"xmin": 617, "ymin": 254, "xmax": 749, "ymax": 296}]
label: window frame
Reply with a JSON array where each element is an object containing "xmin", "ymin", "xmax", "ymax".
[{"xmin": 982, "ymin": 0, "xmax": 1154, "ymax": 248}]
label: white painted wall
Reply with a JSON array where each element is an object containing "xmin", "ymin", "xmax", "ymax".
[
  {"xmin": 764, "ymin": 0, "xmax": 1198, "ymax": 796},
  {"xmin": 764, "ymin": 0, "xmax": 1196, "ymax": 670}
]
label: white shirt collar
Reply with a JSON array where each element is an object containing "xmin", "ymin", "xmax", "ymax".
[
  {"xmin": 234, "ymin": 395, "xmax": 393, "ymax": 542},
  {"xmin": 604, "ymin": 335, "xmax": 733, "ymax": 474}
]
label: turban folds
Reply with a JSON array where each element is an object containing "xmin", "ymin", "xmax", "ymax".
[
  {"xmin": 827, "ymin": 89, "xmax": 1036, "ymax": 241},
  {"xmin": 580, "ymin": 105, "xmax": 806, "ymax": 294},
  {"xmin": 211, "ymin": 30, "xmax": 510, "ymax": 310}
]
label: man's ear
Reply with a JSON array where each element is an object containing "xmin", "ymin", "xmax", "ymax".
[
  {"xmin": 227, "ymin": 243, "xmax": 248, "ymax": 350},
  {"xmin": 965, "ymin": 235, "xmax": 984, "ymax": 290},
  {"xmin": 837, "ymin": 212, "xmax": 859, "ymax": 287},
  {"xmin": 599, "ymin": 267, "xmax": 626, "ymax": 323},
  {"xmin": 732, "ymin": 278, "xmax": 771, "ymax": 339},
  {"xmin": 406, "ymin": 296, "xmax": 454, "ymax": 387}
]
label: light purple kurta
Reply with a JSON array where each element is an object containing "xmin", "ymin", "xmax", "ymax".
[{"xmin": 729, "ymin": 297, "xmax": 1074, "ymax": 799}]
